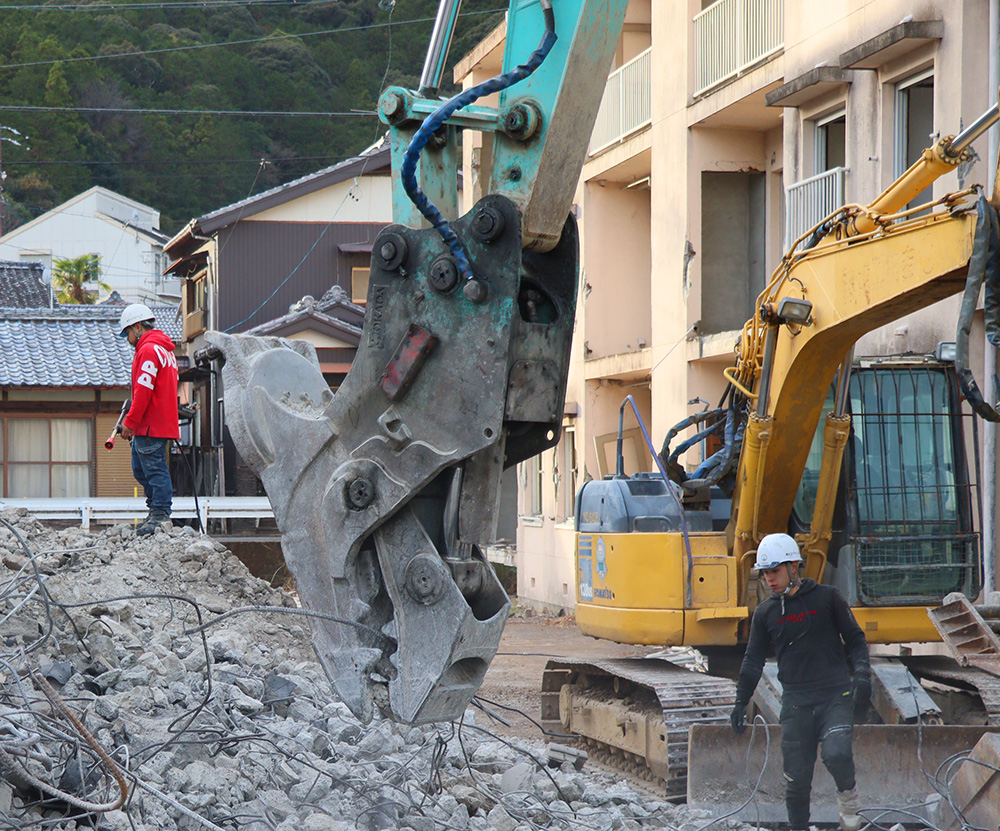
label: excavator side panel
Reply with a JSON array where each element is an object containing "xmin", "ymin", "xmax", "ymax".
[{"xmin": 575, "ymin": 531, "xmax": 744, "ymax": 646}]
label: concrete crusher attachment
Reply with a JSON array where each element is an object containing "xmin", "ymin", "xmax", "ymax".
[{"xmin": 207, "ymin": 196, "xmax": 581, "ymax": 726}]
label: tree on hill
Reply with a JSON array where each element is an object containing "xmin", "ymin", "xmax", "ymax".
[{"xmin": 53, "ymin": 253, "xmax": 110, "ymax": 304}]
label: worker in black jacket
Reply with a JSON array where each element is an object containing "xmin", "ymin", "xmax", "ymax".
[{"xmin": 729, "ymin": 533, "xmax": 871, "ymax": 831}]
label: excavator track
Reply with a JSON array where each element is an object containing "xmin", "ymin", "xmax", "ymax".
[
  {"xmin": 904, "ymin": 656, "xmax": 1000, "ymax": 724},
  {"xmin": 540, "ymin": 657, "xmax": 736, "ymax": 797}
]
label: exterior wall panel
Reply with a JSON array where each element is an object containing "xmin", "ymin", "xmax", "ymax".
[
  {"xmin": 216, "ymin": 221, "xmax": 384, "ymax": 333},
  {"xmin": 96, "ymin": 412, "xmax": 136, "ymax": 497}
]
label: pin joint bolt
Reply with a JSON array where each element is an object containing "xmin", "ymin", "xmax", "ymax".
[
  {"xmin": 472, "ymin": 206, "xmax": 505, "ymax": 243},
  {"xmin": 428, "ymin": 257, "xmax": 459, "ymax": 292},
  {"xmin": 346, "ymin": 476, "xmax": 376, "ymax": 510}
]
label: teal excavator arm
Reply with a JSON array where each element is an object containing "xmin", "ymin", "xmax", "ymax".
[{"xmin": 208, "ymin": 0, "xmax": 629, "ymax": 725}]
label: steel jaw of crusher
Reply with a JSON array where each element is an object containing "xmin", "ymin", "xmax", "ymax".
[{"xmin": 206, "ymin": 195, "xmax": 579, "ymax": 724}]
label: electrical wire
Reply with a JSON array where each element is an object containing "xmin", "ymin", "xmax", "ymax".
[
  {"xmin": 0, "ymin": 104, "xmax": 372, "ymax": 118},
  {"xmin": 220, "ymin": 1, "xmax": 396, "ymax": 332},
  {"xmin": 0, "ymin": 9, "xmax": 505, "ymax": 71},
  {"xmin": 0, "ymin": 0, "xmax": 335, "ymax": 10}
]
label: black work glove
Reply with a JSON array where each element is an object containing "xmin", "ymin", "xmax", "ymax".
[
  {"xmin": 852, "ymin": 674, "xmax": 872, "ymax": 717},
  {"xmin": 730, "ymin": 701, "xmax": 747, "ymax": 734}
]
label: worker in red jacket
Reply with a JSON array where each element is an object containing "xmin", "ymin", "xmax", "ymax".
[{"xmin": 117, "ymin": 303, "xmax": 180, "ymax": 536}]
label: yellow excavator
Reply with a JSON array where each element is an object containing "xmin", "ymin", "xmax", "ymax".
[{"xmin": 545, "ymin": 106, "xmax": 1000, "ymax": 807}]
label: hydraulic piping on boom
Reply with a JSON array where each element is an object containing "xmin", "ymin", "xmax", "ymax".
[{"xmin": 205, "ymin": 0, "xmax": 631, "ymax": 725}]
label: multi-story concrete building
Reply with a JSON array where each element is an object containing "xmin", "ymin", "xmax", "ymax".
[{"xmin": 455, "ymin": 0, "xmax": 998, "ymax": 611}]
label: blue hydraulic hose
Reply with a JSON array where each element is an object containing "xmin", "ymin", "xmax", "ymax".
[{"xmin": 401, "ymin": 5, "xmax": 557, "ymax": 281}]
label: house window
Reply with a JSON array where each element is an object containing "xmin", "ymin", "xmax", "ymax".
[
  {"xmin": 557, "ymin": 427, "xmax": 578, "ymax": 520},
  {"xmin": 352, "ymin": 267, "xmax": 370, "ymax": 305},
  {"xmin": 815, "ymin": 109, "xmax": 846, "ymax": 174},
  {"xmin": 183, "ymin": 272, "xmax": 208, "ymax": 339},
  {"xmin": 895, "ymin": 69, "xmax": 934, "ymax": 206},
  {"xmin": 2, "ymin": 418, "xmax": 92, "ymax": 498},
  {"xmin": 526, "ymin": 453, "xmax": 543, "ymax": 516}
]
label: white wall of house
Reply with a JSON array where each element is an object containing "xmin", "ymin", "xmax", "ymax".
[
  {"xmin": 251, "ymin": 175, "xmax": 394, "ymax": 224},
  {"xmin": 0, "ymin": 186, "xmax": 174, "ymax": 304}
]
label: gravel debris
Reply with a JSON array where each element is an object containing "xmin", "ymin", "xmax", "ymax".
[{"xmin": 0, "ymin": 506, "xmax": 759, "ymax": 831}]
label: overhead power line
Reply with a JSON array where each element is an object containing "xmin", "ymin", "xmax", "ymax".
[
  {"xmin": 0, "ymin": 8, "xmax": 505, "ymax": 71},
  {"xmin": 0, "ymin": 104, "xmax": 374, "ymax": 117},
  {"xmin": 5, "ymin": 154, "xmax": 359, "ymax": 165},
  {"xmin": 0, "ymin": 0, "xmax": 335, "ymax": 10}
]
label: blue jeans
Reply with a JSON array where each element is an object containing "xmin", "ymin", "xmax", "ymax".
[
  {"xmin": 780, "ymin": 693, "xmax": 856, "ymax": 828},
  {"xmin": 131, "ymin": 436, "xmax": 173, "ymax": 515}
]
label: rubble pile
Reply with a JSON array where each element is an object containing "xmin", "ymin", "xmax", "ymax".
[{"xmin": 0, "ymin": 507, "xmax": 753, "ymax": 831}]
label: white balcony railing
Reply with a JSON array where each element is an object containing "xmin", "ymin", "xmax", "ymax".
[
  {"xmin": 693, "ymin": 0, "xmax": 783, "ymax": 97},
  {"xmin": 785, "ymin": 166, "xmax": 847, "ymax": 248},
  {"xmin": 589, "ymin": 47, "xmax": 652, "ymax": 156}
]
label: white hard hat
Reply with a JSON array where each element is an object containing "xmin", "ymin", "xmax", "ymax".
[
  {"xmin": 754, "ymin": 533, "xmax": 802, "ymax": 570},
  {"xmin": 118, "ymin": 303, "xmax": 155, "ymax": 336}
]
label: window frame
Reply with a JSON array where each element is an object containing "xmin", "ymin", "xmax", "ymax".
[
  {"xmin": 351, "ymin": 267, "xmax": 371, "ymax": 305},
  {"xmin": 525, "ymin": 454, "xmax": 543, "ymax": 517},
  {"xmin": 557, "ymin": 426, "xmax": 578, "ymax": 521},
  {"xmin": 1, "ymin": 415, "xmax": 94, "ymax": 498},
  {"xmin": 814, "ymin": 108, "xmax": 847, "ymax": 176},
  {"xmin": 894, "ymin": 68, "xmax": 935, "ymax": 180}
]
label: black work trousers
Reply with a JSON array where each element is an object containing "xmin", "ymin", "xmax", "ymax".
[{"xmin": 780, "ymin": 692, "xmax": 856, "ymax": 829}]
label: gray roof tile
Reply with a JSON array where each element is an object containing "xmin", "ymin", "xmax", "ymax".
[
  {"xmin": 0, "ymin": 262, "xmax": 48, "ymax": 307},
  {"xmin": 0, "ymin": 304, "xmax": 181, "ymax": 387}
]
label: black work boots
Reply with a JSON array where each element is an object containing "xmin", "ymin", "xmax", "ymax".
[{"xmin": 136, "ymin": 510, "xmax": 170, "ymax": 537}]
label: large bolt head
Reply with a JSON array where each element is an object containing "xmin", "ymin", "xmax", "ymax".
[
  {"xmin": 346, "ymin": 476, "xmax": 376, "ymax": 510},
  {"xmin": 502, "ymin": 102, "xmax": 540, "ymax": 141},
  {"xmin": 404, "ymin": 554, "xmax": 448, "ymax": 605},
  {"xmin": 471, "ymin": 206, "xmax": 505, "ymax": 243},
  {"xmin": 463, "ymin": 279, "xmax": 489, "ymax": 304},
  {"xmin": 379, "ymin": 91, "xmax": 407, "ymax": 123},
  {"xmin": 428, "ymin": 257, "xmax": 459, "ymax": 292},
  {"xmin": 374, "ymin": 232, "xmax": 407, "ymax": 271}
]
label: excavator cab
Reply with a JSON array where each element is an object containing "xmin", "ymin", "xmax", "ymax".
[{"xmin": 790, "ymin": 354, "xmax": 980, "ymax": 608}]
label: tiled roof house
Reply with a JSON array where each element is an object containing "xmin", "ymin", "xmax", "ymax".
[
  {"xmin": 0, "ymin": 301, "xmax": 181, "ymax": 499},
  {"xmin": 164, "ymin": 142, "xmax": 393, "ymax": 498},
  {"xmin": 0, "ymin": 261, "xmax": 49, "ymax": 307},
  {"xmin": 0, "ymin": 187, "xmax": 174, "ymax": 306}
]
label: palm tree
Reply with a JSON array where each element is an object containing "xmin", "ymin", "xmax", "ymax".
[{"xmin": 52, "ymin": 254, "xmax": 111, "ymax": 304}]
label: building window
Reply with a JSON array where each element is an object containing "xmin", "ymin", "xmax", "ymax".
[
  {"xmin": 183, "ymin": 271, "xmax": 208, "ymax": 339},
  {"xmin": 557, "ymin": 427, "xmax": 578, "ymax": 520},
  {"xmin": 701, "ymin": 171, "xmax": 766, "ymax": 334},
  {"xmin": 526, "ymin": 454, "xmax": 543, "ymax": 516},
  {"xmin": 815, "ymin": 109, "xmax": 846, "ymax": 174},
  {"xmin": 2, "ymin": 418, "xmax": 92, "ymax": 498},
  {"xmin": 352, "ymin": 267, "xmax": 370, "ymax": 305},
  {"xmin": 895, "ymin": 69, "xmax": 934, "ymax": 206}
]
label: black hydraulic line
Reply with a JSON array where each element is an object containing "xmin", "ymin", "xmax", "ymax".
[{"xmin": 956, "ymin": 194, "xmax": 1000, "ymax": 421}]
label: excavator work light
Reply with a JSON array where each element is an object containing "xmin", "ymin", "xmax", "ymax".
[
  {"xmin": 776, "ymin": 296, "xmax": 813, "ymax": 325},
  {"xmin": 935, "ymin": 341, "xmax": 957, "ymax": 362}
]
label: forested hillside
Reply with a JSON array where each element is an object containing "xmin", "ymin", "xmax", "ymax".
[{"xmin": 0, "ymin": 0, "xmax": 505, "ymax": 233}]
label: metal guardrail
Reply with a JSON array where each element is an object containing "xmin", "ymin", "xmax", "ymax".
[
  {"xmin": 590, "ymin": 47, "xmax": 652, "ymax": 155},
  {"xmin": 0, "ymin": 496, "xmax": 273, "ymax": 531},
  {"xmin": 693, "ymin": 0, "xmax": 783, "ymax": 97},
  {"xmin": 784, "ymin": 166, "xmax": 847, "ymax": 247}
]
